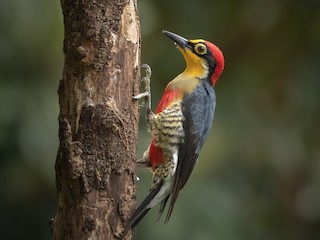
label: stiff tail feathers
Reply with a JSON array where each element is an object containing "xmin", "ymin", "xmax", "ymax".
[
  {"xmin": 157, "ymin": 195, "xmax": 170, "ymax": 220},
  {"xmin": 120, "ymin": 182, "xmax": 163, "ymax": 239}
]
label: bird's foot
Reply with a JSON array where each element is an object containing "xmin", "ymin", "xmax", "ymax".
[
  {"xmin": 137, "ymin": 158, "xmax": 151, "ymax": 168},
  {"xmin": 136, "ymin": 149, "xmax": 151, "ymax": 168},
  {"xmin": 133, "ymin": 64, "xmax": 152, "ymax": 116}
]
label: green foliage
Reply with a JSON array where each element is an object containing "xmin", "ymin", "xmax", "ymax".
[{"xmin": 1, "ymin": 0, "xmax": 320, "ymax": 239}]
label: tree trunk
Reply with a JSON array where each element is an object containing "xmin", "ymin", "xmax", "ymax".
[{"xmin": 51, "ymin": 0, "xmax": 140, "ymax": 239}]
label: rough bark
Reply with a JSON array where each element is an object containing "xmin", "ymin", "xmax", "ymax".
[{"xmin": 52, "ymin": 0, "xmax": 140, "ymax": 239}]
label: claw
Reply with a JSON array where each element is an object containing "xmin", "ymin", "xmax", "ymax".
[
  {"xmin": 133, "ymin": 64, "xmax": 153, "ymax": 121},
  {"xmin": 136, "ymin": 148, "xmax": 151, "ymax": 168},
  {"xmin": 137, "ymin": 158, "xmax": 152, "ymax": 168},
  {"xmin": 132, "ymin": 92, "xmax": 150, "ymax": 100}
]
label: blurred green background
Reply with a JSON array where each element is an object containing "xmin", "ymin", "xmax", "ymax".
[{"xmin": 1, "ymin": 0, "xmax": 320, "ymax": 239}]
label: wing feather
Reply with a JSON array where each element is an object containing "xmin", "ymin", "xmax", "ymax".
[{"xmin": 165, "ymin": 81, "xmax": 216, "ymax": 222}]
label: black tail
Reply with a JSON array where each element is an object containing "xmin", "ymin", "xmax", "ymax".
[{"xmin": 120, "ymin": 182, "xmax": 163, "ymax": 239}]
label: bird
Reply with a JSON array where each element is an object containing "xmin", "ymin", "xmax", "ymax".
[{"xmin": 121, "ymin": 30, "xmax": 224, "ymax": 238}]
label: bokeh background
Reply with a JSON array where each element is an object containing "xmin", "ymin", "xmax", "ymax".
[{"xmin": 1, "ymin": 0, "xmax": 320, "ymax": 239}]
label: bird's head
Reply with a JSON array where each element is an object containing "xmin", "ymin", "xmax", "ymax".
[{"xmin": 163, "ymin": 30, "xmax": 224, "ymax": 86}]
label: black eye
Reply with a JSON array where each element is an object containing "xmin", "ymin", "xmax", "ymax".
[
  {"xmin": 194, "ymin": 43, "xmax": 207, "ymax": 55},
  {"xmin": 197, "ymin": 45, "xmax": 205, "ymax": 52}
]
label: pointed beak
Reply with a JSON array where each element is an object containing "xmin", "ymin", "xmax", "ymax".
[{"xmin": 162, "ymin": 30, "xmax": 189, "ymax": 50}]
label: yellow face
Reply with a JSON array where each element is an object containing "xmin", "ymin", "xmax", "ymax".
[{"xmin": 178, "ymin": 39, "xmax": 209, "ymax": 80}]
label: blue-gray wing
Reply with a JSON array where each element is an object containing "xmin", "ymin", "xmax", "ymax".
[{"xmin": 165, "ymin": 81, "xmax": 216, "ymax": 222}]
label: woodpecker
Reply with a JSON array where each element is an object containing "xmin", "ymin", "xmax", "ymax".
[{"xmin": 122, "ymin": 30, "xmax": 224, "ymax": 237}]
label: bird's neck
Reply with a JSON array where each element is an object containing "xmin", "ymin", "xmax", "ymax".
[{"xmin": 168, "ymin": 72, "xmax": 202, "ymax": 95}]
